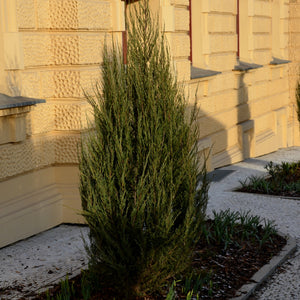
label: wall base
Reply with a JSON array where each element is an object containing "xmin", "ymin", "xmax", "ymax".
[{"xmin": 0, "ymin": 166, "xmax": 83, "ymax": 249}]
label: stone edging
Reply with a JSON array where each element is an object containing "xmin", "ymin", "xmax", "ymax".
[{"xmin": 230, "ymin": 233, "xmax": 297, "ymax": 300}]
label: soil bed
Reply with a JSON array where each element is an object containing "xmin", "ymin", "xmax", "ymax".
[{"xmin": 28, "ymin": 220, "xmax": 286, "ymax": 300}]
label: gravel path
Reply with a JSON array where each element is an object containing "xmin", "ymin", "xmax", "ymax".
[
  {"xmin": 0, "ymin": 226, "xmax": 89, "ymax": 299},
  {"xmin": 0, "ymin": 147, "xmax": 299, "ymax": 299}
]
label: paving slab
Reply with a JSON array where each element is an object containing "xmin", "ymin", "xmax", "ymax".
[{"xmin": 0, "ymin": 147, "xmax": 299, "ymax": 299}]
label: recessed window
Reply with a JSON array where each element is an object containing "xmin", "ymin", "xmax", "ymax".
[
  {"xmin": 190, "ymin": 0, "xmax": 209, "ymax": 68},
  {"xmin": 272, "ymin": 0, "xmax": 289, "ymax": 60},
  {"xmin": 237, "ymin": 0, "xmax": 252, "ymax": 62},
  {"xmin": 189, "ymin": 0, "xmax": 221, "ymax": 78}
]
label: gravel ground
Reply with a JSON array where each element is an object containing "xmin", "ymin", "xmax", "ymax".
[
  {"xmin": 0, "ymin": 147, "xmax": 299, "ymax": 300},
  {"xmin": 0, "ymin": 226, "xmax": 89, "ymax": 299}
]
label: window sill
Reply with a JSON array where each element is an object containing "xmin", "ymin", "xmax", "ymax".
[
  {"xmin": 191, "ymin": 66, "xmax": 221, "ymax": 80},
  {"xmin": 0, "ymin": 93, "xmax": 45, "ymax": 144},
  {"xmin": 270, "ymin": 57, "xmax": 291, "ymax": 65},
  {"xmin": 233, "ymin": 61, "xmax": 263, "ymax": 72},
  {"xmin": 0, "ymin": 93, "xmax": 45, "ymax": 111}
]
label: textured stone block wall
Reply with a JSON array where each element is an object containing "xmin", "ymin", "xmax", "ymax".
[
  {"xmin": 0, "ymin": 0, "xmax": 297, "ymax": 178},
  {"xmin": 0, "ymin": 0, "xmax": 118, "ymax": 181},
  {"xmin": 0, "ymin": 0, "xmax": 118, "ymax": 246},
  {"xmin": 187, "ymin": 0, "xmax": 293, "ymax": 167}
]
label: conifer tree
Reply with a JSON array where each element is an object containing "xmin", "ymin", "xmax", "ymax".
[{"xmin": 79, "ymin": 1, "xmax": 209, "ymax": 298}]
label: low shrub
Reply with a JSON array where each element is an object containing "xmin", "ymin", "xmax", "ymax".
[{"xmin": 239, "ymin": 161, "xmax": 300, "ymax": 197}]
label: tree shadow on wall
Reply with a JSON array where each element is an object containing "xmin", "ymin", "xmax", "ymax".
[
  {"xmin": 237, "ymin": 71, "xmax": 253, "ymax": 161},
  {"xmin": 188, "ymin": 82, "xmax": 229, "ymax": 172},
  {"xmin": 190, "ymin": 70, "xmax": 253, "ymax": 173}
]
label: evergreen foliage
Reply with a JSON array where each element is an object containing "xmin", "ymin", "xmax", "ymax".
[
  {"xmin": 296, "ymin": 76, "xmax": 300, "ymax": 122},
  {"xmin": 79, "ymin": 1, "xmax": 209, "ymax": 298}
]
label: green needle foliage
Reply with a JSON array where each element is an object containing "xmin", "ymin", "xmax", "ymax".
[
  {"xmin": 79, "ymin": 0, "xmax": 209, "ymax": 298},
  {"xmin": 296, "ymin": 75, "xmax": 300, "ymax": 122}
]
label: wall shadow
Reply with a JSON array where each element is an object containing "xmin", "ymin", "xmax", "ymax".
[{"xmin": 237, "ymin": 72, "xmax": 252, "ymax": 161}]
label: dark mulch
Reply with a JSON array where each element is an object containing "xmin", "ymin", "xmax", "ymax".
[{"xmin": 28, "ymin": 223, "xmax": 286, "ymax": 300}]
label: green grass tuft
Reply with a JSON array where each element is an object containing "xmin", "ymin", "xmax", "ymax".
[{"xmin": 238, "ymin": 161, "xmax": 300, "ymax": 197}]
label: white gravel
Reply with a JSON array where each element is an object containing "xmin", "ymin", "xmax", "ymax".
[
  {"xmin": 0, "ymin": 147, "xmax": 299, "ymax": 299},
  {"xmin": 0, "ymin": 225, "xmax": 89, "ymax": 299}
]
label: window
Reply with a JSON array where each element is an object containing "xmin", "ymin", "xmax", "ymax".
[
  {"xmin": 271, "ymin": 0, "xmax": 289, "ymax": 62},
  {"xmin": 235, "ymin": 0, "xmax": 263, "ymax": 70},
  {"xmin": 190, "ymin": 0, "xmax": 209, "ymax": 68},
  {"xmin": 237, "ymin": 0, "xmax": 252, "ymax": 62},
  {"xmin": 189, "ymin": 0, "xmax": 221, "ymax": 78}
]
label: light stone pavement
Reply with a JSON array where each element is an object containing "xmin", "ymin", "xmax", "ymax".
[
  {"xmin": 0, "ymin": 226, "xmax": 89, "ymax": 299},
  {"xmin": 0, "ymin": 147, "xmax": 299, "ymax": 299}
]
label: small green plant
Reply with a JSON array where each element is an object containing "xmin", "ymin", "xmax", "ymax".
[
  {"xmin": 46, "ymin": 290, "xmax": 51, "ymax": 300},
  {"xmin": 239, "ymin": 161, "xmax": 300, "ymax": 197},
  {"xmin": 45, "ymin": 277, "xmax": 75, "ymax": 300},
  {"xmin": 202, "ymin": 209, "xmax": 277, "ymax": 249},
  {"xmin": 166, "ymin": 271, "xmax": 211, "ymax": 300},
  {"xmin": 166, "ymin": 281, "xmax": 176, "ymax": 300},
  {"xmin": 209, "ymin": 210, "xmax": 239, "ymax": 249},
  {"xmin": 208, "ymin": 280, "xmax": 214, "ymax": 297},
  {"xmin": 260, "ymin": 219, "xmax": 277, "ymax": 248},
  {"xmin": 80, "ymin": 271, "xmax": 91, "ymax": 300}
]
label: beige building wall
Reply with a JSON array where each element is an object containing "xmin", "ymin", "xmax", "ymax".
[
  {"xmin": 0, "ymin": 0, "xmax": 299, "ymax": 247},
  {"xmin": 0, "ymin": 0, "xmax": 125, "ymax": 248},
  {"xmin": 289, "ymin": 0, "xmax": 300, "ymax": 145},
  {"xmin": 187, "ymin": 0, "xmax": 296, "ymax": 168}
]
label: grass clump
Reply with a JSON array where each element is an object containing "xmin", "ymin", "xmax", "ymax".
[
  {"xmin": 203, "ymin": 209, "xmax": 277, "ymax": 249},
  {"xmin": 239, "ymin": 161, "xmax": 300, "ymax": 197},
  {"xmin": 79, "ymin": 0, "xmax": 209, "ymax": 298},
  {"xmin": 46, "ymin": 277, "xmax": 75, "ymax": 300}
]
